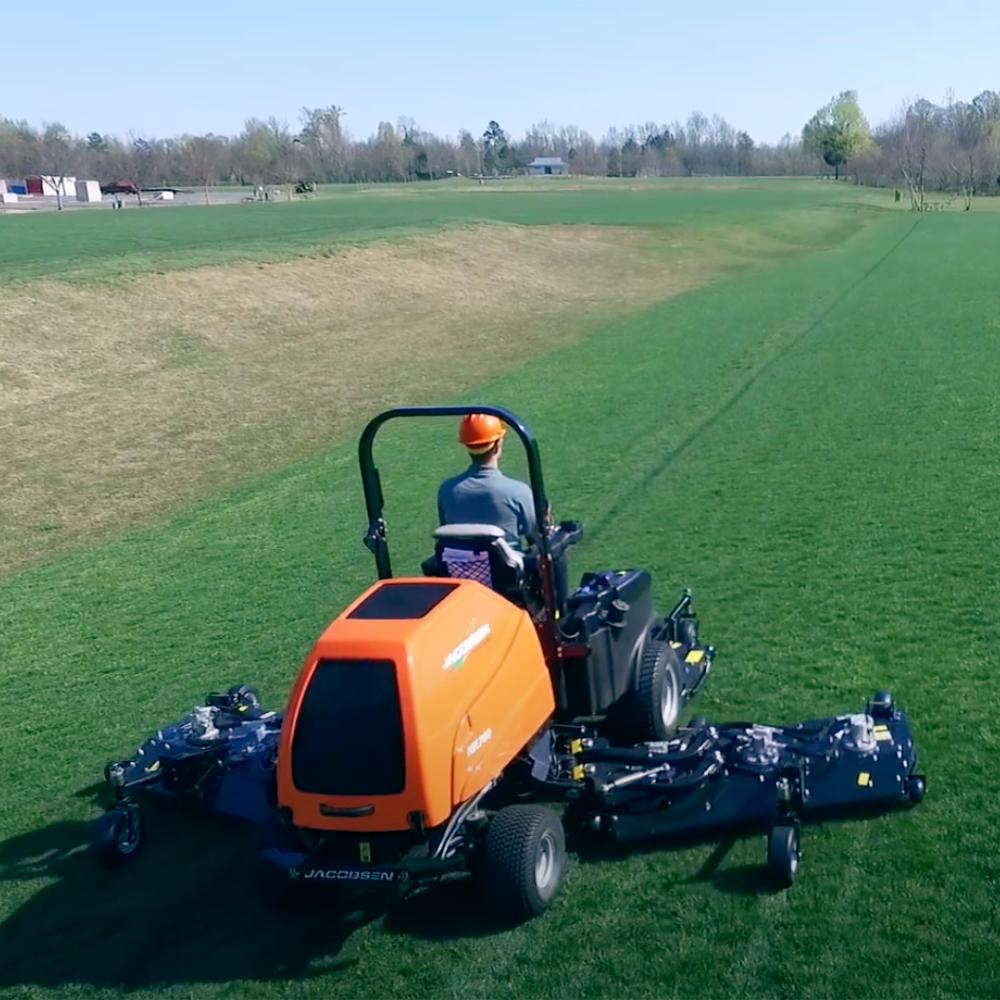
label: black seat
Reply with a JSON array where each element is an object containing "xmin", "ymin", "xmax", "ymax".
[{"xmin": 423, "ymin": 524, "xmax": 527, "ymax": 605}]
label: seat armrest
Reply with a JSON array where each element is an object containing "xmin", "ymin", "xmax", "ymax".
[
  {"xmin": 547, "ymin": 520, "xmax": 583, "ymax": 558},
  {"xmin": 492, "ymin": 537, "xmax": 524, "ymax": 571}
]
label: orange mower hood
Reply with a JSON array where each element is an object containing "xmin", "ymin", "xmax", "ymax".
[{"xmin": 277, "ymin": 578, "xmax": 554, "ymax": 833}]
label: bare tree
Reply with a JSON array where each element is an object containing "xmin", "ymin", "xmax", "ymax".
[
  {"xmin": 0, "ymin": 116, "xmax": 39, "ymax": 179},
  {"xmin": 456, "ymin": 130, "xmax": 479, "ymax": 177},
  {"xmin": 896, "ymin": 100, "xmax": 934, "ymax": 210},
  {"xmin": 40, "ymin": 123, "xmax": 75, "ymax": 209},
  {"xmin": 182, "ymin": 135, "xmax": 229, "ymax": 204},
  {"xmin": 128, "ymin": 136, "xmax": 158, "ymax": 206},
  {"xmin": 298, "ymin": 106, "xmax": 347, "ymax": 182}
]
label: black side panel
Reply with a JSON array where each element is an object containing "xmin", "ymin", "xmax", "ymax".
[
  {"xmin": 292, "ymin": 659, "xmax": 405, "ymax": 795},
  {"xmin": 348, "ymin": 582, "xmax": 457, "ymax": 620},
  {"xmin": 557, "ymin": 570, "xmax": 655, "ymax": 717}
]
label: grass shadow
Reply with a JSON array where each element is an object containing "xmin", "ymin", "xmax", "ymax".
[
  {"xmin": 567, "ymin": 821, "xmax": 784, "ymax": 898},
  {"xmin": 1, "ymin": 790, "xmax": 923, "ymax": 989},
  {"xmin": 382, "ymin": 877, "xmax": 512, "ymax": 941},
  {"xmin": 0, "ymin": 805, "xmax": 375, "ymax": 992}
]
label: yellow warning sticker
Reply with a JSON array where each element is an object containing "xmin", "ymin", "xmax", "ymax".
[
  {"xmin": 685, "ymin": 649, "xmax": 705, "ymax": 664},
  {"xmin": 857, "ymin": 772, "xmax": 872, "ymax": 787},
  {"xmin": 873, "ymin": 726, "xmax": 893, "ymax": 742},
  {"xmin": 572, "ymin": 764, "xmax": 586, "ymax": 782},
  {"xmin": 670, "ymin": 641, "xmax": 682, "ymax": 649}
]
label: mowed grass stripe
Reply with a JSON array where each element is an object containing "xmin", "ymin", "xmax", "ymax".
[
  {"xmin": 3, "ymin": 208, "xmax": 998, "ymax": 999},
  {"xmin": 588, "ymin": 212, "xmax": 1000, "ymax": 998}
]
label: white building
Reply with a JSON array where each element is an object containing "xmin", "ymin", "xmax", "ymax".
[
  {"xmin": 75, "ymin": 179, "xmax": 102, "ymax": 202},
  {"xmin": 527, "ymin": 157, "xmax": 569, "ymax": 176}
]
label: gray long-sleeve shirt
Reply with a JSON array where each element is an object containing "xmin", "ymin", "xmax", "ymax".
[{"xmin": 437, "ymin": 466, "xmax": 537, "ymax": 547}]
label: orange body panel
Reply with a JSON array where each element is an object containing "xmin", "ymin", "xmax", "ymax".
[{"xmin": 277, "ymin": 578, "xmax": 554, "ymax": 833}]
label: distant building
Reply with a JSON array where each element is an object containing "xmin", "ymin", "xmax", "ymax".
[
  {"xmin": 75, "ymin": 179, "xmax": 102, "ymax": 203},
  {"xmin": 527, "ymin": 157, "xmax": 568, "ymax": 176},
  {"xmin": 25, "ymin": 175, "xmax": 77, "ymax": 197}
]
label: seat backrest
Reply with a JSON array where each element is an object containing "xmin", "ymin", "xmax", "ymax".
[
  {"xmin": 431, "ymin": 524, "xmax": 525, "ymax": 599},
  {"xmin": 440, "ymin": 547, "xmax": 494, "ymax": 587}
]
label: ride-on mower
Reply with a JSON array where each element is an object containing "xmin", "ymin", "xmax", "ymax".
[{"xmin": 93, "ymin": 406, "xmax": 925, "ymax": 922}]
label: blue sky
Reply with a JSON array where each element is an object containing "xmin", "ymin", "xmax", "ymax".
[{"xmin": 3, "ymin": 0, "xmax": 995, "ymax": 143}]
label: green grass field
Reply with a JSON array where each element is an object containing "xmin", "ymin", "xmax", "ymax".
[
  {"xmin": 1, "ymin": 180, "xmax": 998, "ymax": 999},
  {"xmin": 0, "ymin": 177, "xmax": 878, "ymax": 281}
]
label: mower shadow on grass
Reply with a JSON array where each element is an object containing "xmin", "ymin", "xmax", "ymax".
[
  {"xmin": 564, "ymin": 824, "xmax": 786, "ymax": 899},
  {"xmin": 382, "ymin": 877, "xmax": 517, "ymax": 940},
  {"xmin": 569, "ymin": 797, "xmax": 925, "ymax": 900},
  {"xmin": 0, "ymin": 803, "xmax": 375, "ymax": 993}
]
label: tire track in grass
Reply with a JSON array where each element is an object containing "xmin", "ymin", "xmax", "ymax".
[{"xmin": 587, "ymin": 216, "xmax": 922, "ymax": 543}]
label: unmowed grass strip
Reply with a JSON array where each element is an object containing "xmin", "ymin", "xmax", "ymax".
[
  {"xmin": 0, "ymin": 225, "xmax": 705, "ymax": 577},
  {"xmin": 0, "ymin": 191, "xmax": 872, "ymax": 577},
  {"xmin": 2, "ymin": 209, "xmax": 999, "ymax": 998}
]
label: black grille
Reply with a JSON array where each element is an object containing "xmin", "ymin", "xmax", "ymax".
[{"xmin": 292, "ymin": 659, "xmax": 405, "ymax": 796}]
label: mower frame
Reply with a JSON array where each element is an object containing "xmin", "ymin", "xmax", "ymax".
[
  {"xmin": 359, "ymin": 405, "xmax": 565, "ymax": 645},
  {"xmin": 89, "ymin": 404, "xmax": 925, "ymax": 918}
]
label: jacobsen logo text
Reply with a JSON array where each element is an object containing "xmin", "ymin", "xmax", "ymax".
[
  {"xmin": 443, "ymin": 623, "xmax": 492, "ymax": 671},
  {"xmin": 299, "ymin": 869, "xmax": 400, "ymax": 882}
]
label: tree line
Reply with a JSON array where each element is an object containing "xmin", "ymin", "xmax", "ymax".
[{"xmin": 2, "ymin": 91, "xmax": 999, "ymax": 205}]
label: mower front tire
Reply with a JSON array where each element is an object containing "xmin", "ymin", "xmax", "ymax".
[
  {"xmin": 92, "ymin": 803, "xmax": 143, "ymax": 866},
  {"xmin": 476, "ymin": 805, "xmax": 566, "ymax": 923},
  {"xmin": 629, "ymin": 638, "xmax": 684, "ymax": 742}
]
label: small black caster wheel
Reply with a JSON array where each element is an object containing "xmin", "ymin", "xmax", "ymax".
[
  {"xmin": 676, "ymin": 616, "xmax": 698, "ymax": 648},
  {"xmin": 868, "ymin": 690, "xmax": 894, "ymax": 719},
  {"xmin": 906, "ymin": 775, "xmax": 926, "ymax": 804},
  {"xmin": 92, "ymin": 804, "xmax": 143, "ymax": 866},
  {"xmin": 227, "ymin": 684, "xmax": 261, "ymax": 713},
  {"xmin": 767, "ymin": 823, "xmax": 800, "ymax": 888}
]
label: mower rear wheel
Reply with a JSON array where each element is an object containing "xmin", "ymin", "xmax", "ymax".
[
  {"xmin": 630, "ymin": 638, "xmax": 684, "ymax": 741},
  {"xmin": 92, "ymin": 804, "xmax": 143, "ymax": 866},
  {"xmin": 476, "ymin": 805, "xmax": 566, "ymax": 923},
  {"xmin": 767, "ymin": 823, "xmax": 800, "ymax": 888}
]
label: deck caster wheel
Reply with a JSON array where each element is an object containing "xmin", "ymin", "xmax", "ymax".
[
  {"xmin": 767, "ymin": 823, "xmax": 799, "ymax": 888},
  {"xmin": 227, "ymin": 684, "xmax": 261, "ymax": 712},
  {"xmin": 676, "ymin": 616, "xmax": 698, "ymax": 648},
  {"xmin": 476, "ymin": 805, "xmax": 566, "ymax": 924},
  {"xmin": 92, "ymin": 803, "xmax": 143, "ymax": 866},
  {"xmin": 906, "ymin": 775, "xmax": 926, "ymax": 804},
  {"xmin": 868, "ymin": 690, "xmax": 894, "ymax": 719}
]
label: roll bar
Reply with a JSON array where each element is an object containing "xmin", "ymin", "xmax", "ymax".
[{"xmin": 358, "ymin": 405, "xmax": 551, "ymax": 580}]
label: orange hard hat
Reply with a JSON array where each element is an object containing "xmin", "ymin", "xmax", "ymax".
[{"xmin": 458, "ymin": 413, "xmax": 507, "ymax": 453}]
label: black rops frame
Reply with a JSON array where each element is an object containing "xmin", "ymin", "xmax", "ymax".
[{"xmin": 358, "ymin": 406, "xmax": 557, "ymax": 624}]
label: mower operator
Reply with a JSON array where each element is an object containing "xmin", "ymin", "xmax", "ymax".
[{"xmin": 438, "ymin": 413, "xmax": 537, "ymax": 548}]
